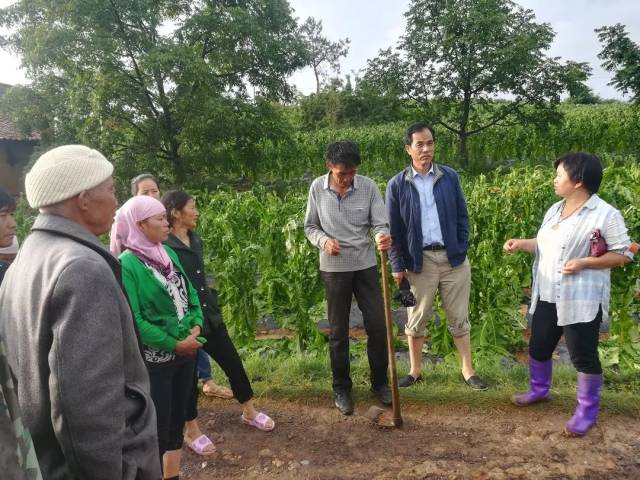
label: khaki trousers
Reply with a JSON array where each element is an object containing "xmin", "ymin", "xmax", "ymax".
[{"xmin": 405, "ymin": 250, "xmax": 471, "ymax": 338}]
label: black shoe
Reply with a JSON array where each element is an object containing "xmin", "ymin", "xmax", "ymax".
[
  {"xmin": 371, "ymin": 384, "xmax": 392, "ymax": 406},
  {"xmin": 398, "ymin": 374, "xmax": 423, "ymax": 388},
  {"xmin": 334, "ymin": 390, "xmax": 354, "ymax": 415},
  {"xmin": 464, "ymin": 374, "xmax": 488, "ymax": 391}
]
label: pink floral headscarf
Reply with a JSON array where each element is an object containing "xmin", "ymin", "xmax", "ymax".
[{"xmin": 110, "ymin": 195, "xmax": 174, "ymax": 277}]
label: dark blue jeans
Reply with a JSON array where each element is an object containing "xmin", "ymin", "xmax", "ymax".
[{"xmin": 196, "ymin": 349, "xmax": 212, "ymax": 381}]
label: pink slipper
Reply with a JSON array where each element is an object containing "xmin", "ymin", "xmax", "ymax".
[
  {"xmin": 186, "ymin": 434, "xmax": 216, "ymax": 456},
  {"xmin": 241, "ymin": 412, "xmax": 275, "ymax": 432}
]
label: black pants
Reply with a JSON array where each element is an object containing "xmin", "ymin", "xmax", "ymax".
[
  {"xmin": 147, "ymin": 358, "xmax": 195, "ymax": 461},
  {"xmin": 320, "ymin": 266, "xmax": 389, "ymax": 391},
  {"xmin": 186, "ymin": 324, "xmax": 254, "ymax": 421},
  {"xmin": 529, "ymin": 300, "xmax": 602, "ymax": 374}
]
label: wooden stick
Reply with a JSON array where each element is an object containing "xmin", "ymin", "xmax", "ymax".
[{"xmin": 379, "ymin": 250, "xmax": 403, "ymax": 427}]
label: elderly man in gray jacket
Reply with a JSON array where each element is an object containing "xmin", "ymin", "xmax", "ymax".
[{"xmin": 0, "ymin": 145, "xmax": 161, "ymax": 480}]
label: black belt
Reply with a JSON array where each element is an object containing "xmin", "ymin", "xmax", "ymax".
[{"xmin": 423, "ymin": 244, "xmax": 446, "ymax": 251}]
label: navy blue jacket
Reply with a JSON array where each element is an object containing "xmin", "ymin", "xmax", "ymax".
[{"xmin": 386, "ymin": 164, "xmax": 469, "ymax": 273}]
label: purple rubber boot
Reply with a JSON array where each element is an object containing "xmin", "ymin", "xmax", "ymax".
[
  {"xmin": 565, "ymin": 372, "xmax": 602, "ymax": 436},
  {"xmin": 511, "ymin": 357, "xmax": 552, "ymax": 406}
]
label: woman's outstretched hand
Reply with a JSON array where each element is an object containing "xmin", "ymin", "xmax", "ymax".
[
  {"xmin": 503, "ymin": 238, "xmax": 536, "ymax": 255},
  {"xmin": 503, "ymin": 239, "xmax": 521, "ymax": 253}
]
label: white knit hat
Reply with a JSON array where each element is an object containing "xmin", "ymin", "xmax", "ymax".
[{"xmin": 25, "ymin": 145, "xmax": 114, "ymax": 208}]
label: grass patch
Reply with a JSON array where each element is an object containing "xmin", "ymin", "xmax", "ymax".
[{"xmin": 207, "ymin": 342, "xmax": 640, "ymax": 417}]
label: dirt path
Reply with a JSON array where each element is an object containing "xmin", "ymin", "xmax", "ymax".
[{"xmin": 180, "ymin": 396, "xmax": 640, "ymax": 479}]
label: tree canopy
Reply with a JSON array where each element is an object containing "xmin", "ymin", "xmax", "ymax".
[
  {"xmin": 562, "ymin": 61, "xmax": 600, "ymax": 105},
  {"xmin": 597, "ymin": 23, "xmax": 640, "ymax": 104},
  {"xmin": 364, "ymin": 0, "xmax": 571, "ymax": 166},
  {"xmin": 299, "ymin": 17, "xmax": 350, "ymax": 94},
  {"xmin": 0, "ymin": 0, "xmax": 308, "ymax": 184}
]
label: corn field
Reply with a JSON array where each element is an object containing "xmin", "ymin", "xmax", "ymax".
[
  {"xmin": 194, "ymin": 162, "xmax": 640, "ymax": 370},
  {"xmin": 13, "ymin": 104, "xmax": 640, "ymax": 369},
  {"xmin": 258, "ymin": 104, "xmax": 640, "ymax": 178}
]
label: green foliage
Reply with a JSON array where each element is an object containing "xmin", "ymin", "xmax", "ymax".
[
  {"xmin": 211, "ymin": 341, "xmax": 640, "ymax": 413},
  {"xmin": 282, "ymin": 215, "xmax": 326, "ymax": 350},
  {"xmin": 295, "ymin": 76, "xmax": 411, "ymax": 130},
  {"xmin": 13, "ymin": 200, "xmax": 37, "ymax": 242},
  {"xmin": 11, "ymin": 158, "xmax": 639, "ymax": 369},
  {"xmin": 364, "ymin": 0, "xmax": 572, "ymax": 166},
  {"xmin": 598, "ymin": 165, "xmax": 640, "ymax": 370},
  {"xmin": 597, "ymin": 23, "xmax": 640, "ymax": 103},
  {"xmin": 196, "ymin": 190, "xmax": 263, "ymax": 345},
  {"xmin": 562, "ymin": 61, "xmax": 601, "ymax": 105},
  {"xmin": 259, "ymin": 103, "xmax": 640, "ymax": 178},
  {"xmin": 299, "ymin": 17, "xmax": 350, "ymax": 94},
  {"xmin": 185, "ymin": 161, "xmax": 639, "ymax": 370},
  {"xmin": 195, "ymin": 186, "xmax": 326, "ymax": 350},
  {"xmin": 0, "ymin": 0, "xmax": 308, "ymax": 184}
]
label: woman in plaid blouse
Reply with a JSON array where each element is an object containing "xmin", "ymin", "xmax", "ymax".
[{"xmin": 504, "ymin": 152, "xmax": 634, "ymax": 437}]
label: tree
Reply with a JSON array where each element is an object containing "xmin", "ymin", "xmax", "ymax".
[
  {"xmin": 299, "ymin": 17, "xmax": 350, "ymax": 94},
  {"xmin": 297, "ymin": 75, "xmax": 408, "ymax": 129},
  {"xmin": 563, "ymin": 61, "xmax": 600, "ymax": 104},
  {"xmin": 0, "ymin": 0, "xmax": 308, "ymax": 184},
  {"xmin": 596, "ymin": 23, "xmax": 640, "ymax": 103},
  {"xmin": 364, "ymin": 0, "xmax": 569, "ymax": 167}
]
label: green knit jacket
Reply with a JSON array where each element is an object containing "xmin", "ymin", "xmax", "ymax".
[{"xmin": 120, "ymin": 245, "xmax": 203, "ymax": 353}]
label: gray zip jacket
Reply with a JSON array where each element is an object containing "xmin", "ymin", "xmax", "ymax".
[{"xmin": 0, "ymin": 213, "xmax": 161, "ymax": 480}]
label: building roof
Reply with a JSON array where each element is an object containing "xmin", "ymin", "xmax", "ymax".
[
  {"xmin": 0, "ymin": 113, "xmax": 40, "ymax": 141},
  {"xmin": 0, "ymin": 83, "xmax": 40, "ymax": 141}
]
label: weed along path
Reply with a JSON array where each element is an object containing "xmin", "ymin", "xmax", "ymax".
[{"xmin": 180, "ymin": 397, "xmax": 640, "ymax": 479}]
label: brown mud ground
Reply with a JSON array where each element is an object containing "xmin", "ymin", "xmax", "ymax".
[{"xmin": 181, "ymin": 396, "xmax": 640, "ymax": 479}]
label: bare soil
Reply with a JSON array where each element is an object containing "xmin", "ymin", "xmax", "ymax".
[{"xmin": 181, "ymin": 396, "xmax": 640, "ymax": 479}]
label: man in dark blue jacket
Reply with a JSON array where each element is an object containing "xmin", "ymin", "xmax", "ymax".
[{"xmin": 386, "ymin": 123, "xmax": 487, "ymax": 391}]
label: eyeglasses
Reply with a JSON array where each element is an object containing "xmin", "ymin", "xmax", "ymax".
[
  {"xmin": 333, "ymin": 170, "xmax": 357, "ymax": 179},
  {"xmin": 412, "ymin": 141, "xmax": 435, "ymax": 150}
]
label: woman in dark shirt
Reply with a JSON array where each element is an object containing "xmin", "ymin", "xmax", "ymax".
[{"xmin": 161, "ymin": 190, "xmax": 274, "ymax": 456}]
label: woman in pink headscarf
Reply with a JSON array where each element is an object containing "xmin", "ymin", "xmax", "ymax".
[{"xmin": 112, "ymin": 195, "xmax": 205, "ymax": 480}]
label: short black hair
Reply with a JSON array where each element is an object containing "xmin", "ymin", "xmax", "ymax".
[
  {"xmin": 325, "ymin": 141, "xmax": 361, "ymax": 167},
  {"xmin": 404, "ymin": 122, "xmax": 436, "ymax": 146},
  {"xmin": 130, "ymin": 173, "xmax": 159, "ymax": 197},
  {"xmin": 0, "ymin": 188, "xmax": 16, "ymax": 213},
  {"xmin": 553, "ymin": 152, "xmax": 603, "ymax": 194},
  {"xmin": 161, "ymin": 190, "xmax": 194, "ymax": 227}
]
